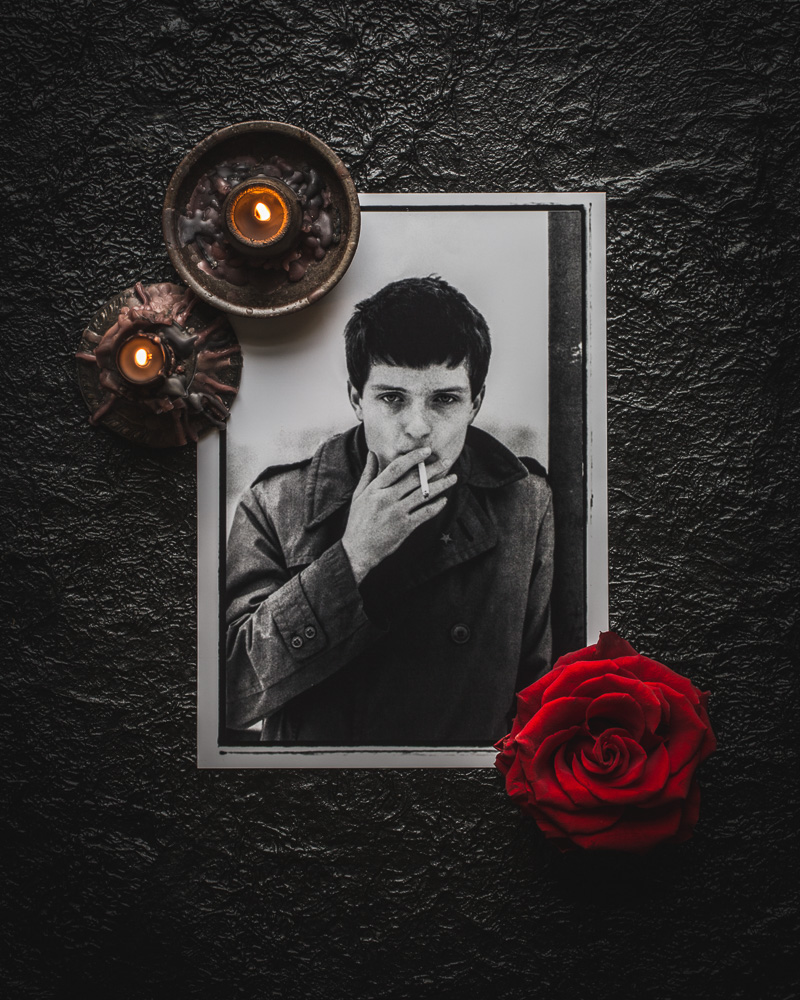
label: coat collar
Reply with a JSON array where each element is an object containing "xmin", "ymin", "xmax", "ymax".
[{"xmin": 304, "ymin": 424, "xmax": 529, "ymax": 530}]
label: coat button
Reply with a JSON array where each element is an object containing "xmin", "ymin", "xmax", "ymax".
[
  {"xmin": 291, "ymin": 635, "xmax": 304, "ymax": 649},
  {"xmin": 450, "ymin": 623, "xmax": 471, "ymax": 644},
  {"xmin": 304, "ymin": 626, "xmax": 317, "ymax": 640}
]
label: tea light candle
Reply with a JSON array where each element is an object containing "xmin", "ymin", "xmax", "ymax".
[
  {"xmin": 223, "ymin": 176, "xmax": 302, "ymax": 256},
  {"xmin": 117, "ymin": 335, "xmax": 166, "ymax": 384}
]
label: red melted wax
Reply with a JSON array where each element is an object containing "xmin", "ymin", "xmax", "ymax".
[{"xmin": 178, "ymin": 155, "xmax": 336, "ymax": 286}]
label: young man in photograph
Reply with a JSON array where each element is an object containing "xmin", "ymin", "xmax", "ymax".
[{"xmin": 225, "ymin": 276, "xmax": 553, "ymax": 746}]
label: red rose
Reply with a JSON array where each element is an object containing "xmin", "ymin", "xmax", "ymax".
[{"xmin": 495, "ymin": 631, "xmax": 716, "ymax": 852}]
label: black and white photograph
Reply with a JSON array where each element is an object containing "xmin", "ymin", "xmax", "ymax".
[
  {"xmin": 7, "ymin": 3, "xmax": 799, "ymax": 993},
  {"xmin": 198, "ymin": 193, "xmax": 607, "ymax": 767}
]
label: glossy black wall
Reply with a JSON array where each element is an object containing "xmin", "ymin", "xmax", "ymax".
[{"xmin": 2, "ymin": 2, "xmax": 797, "ymax": 997}]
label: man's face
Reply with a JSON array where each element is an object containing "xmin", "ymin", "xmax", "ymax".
[{"xmin": 348, "ymin": 361, "xmax": 484, "ymax": 476}]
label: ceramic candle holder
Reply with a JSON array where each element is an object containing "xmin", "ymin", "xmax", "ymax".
[
  {"xmin": 162, "ymin": 121, "xmax": 361, "ymax": 319},
  {"xmin": 76, "ymin": 281, "xmax": 242, "ymax": 448}
]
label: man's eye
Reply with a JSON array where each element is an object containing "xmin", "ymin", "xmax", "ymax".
[
  {"xmin": 379, "ymin": 393, "xmax": 403, "ymax": 404},
  {"xmin": 434, "ymin": 394, "xmax": 458, "ymax": 405}
]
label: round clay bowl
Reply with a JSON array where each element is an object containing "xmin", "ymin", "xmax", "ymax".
[{"xmin": 162, "ymin": 121, "xmax": 360, "ymax": 319}]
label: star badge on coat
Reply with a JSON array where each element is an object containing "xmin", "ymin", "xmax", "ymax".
[{"xmin": 440, "ymin": 532, "xmax": 453, "ymax": 545}]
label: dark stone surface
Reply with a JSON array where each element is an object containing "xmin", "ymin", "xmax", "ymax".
[{"xmin": 1, "ymin": 1, "xmax": 797, "ymax": 997}]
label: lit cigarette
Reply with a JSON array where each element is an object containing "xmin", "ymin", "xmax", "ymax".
[{"xmin": 418, "ymin": 461, "xmax": 430, "ymax": 498}]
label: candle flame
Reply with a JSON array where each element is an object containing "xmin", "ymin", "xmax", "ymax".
[
  {"xmin": 254, "ymin": 202, "xmax": 271, "ymax": 222},
  {"xmin": 134, "ymin": 347, "xmax": 151, "ymax": 368}
]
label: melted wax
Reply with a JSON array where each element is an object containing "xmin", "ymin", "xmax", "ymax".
[{"xmin": 178, "ymin": 156, "xmax": 337, "ymax": 287}]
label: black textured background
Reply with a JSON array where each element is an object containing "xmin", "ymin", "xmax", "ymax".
[{"xmin": 2, "ymin": 2, "xmax": 798, "ymax": 998}]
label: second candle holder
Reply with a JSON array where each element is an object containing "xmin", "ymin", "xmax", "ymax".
[{"xmin": 76, "ymin": 281, "xmax": 242, "ymax": 448}]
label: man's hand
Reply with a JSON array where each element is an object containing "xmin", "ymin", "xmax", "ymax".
[{"xmin": 342, "ymin": 447, "xmax": 457, "ymax": 585}]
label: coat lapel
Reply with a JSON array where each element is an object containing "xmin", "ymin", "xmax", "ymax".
[
  {"xmin": 390, "ymin": 484, "xmax": 499, "ymax": 594},
  {"xmin": 290, "ymin": 424, "xmax": 529, "ymax": 580},
  {"xmin": 304, "ymin": 428, "xmax": 361, "ymax": 529}
]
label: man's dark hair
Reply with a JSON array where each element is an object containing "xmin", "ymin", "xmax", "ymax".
[{"xmin": 344, "ymin": 276, "xmax": 491, "ymax": 398}]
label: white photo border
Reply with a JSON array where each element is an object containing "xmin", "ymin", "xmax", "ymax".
[{"xmin": 197, "ymin": 192, "xmax": 607, "ymax": 769}]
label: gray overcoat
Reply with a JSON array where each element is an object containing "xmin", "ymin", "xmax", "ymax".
[{"xmin": 226, "ymin": 425, "xmax": 553, "ymax": 746}]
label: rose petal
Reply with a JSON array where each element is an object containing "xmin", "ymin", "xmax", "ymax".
[
  {"xmin": 580, "ymin": 732, "xmax": 628, "ymax": 775},
  {"xmin": 541, "ymin": 661, "xmax": 623, "ymax": 703},
  {"xmin": 594, "ymin": 631, "xmax": 640, "ymax": 660},
  {"xmin": 696, "ymin": 692, "xmax": 717, "ymax": 760},
  {"xmin": 673, "ymin": 779, "xmax": 702, "ymax": 842},
  {"xmin": 653, "ymin": 685, "xmax": 711, "ymax": 774},
  {"xmin": 551, "ymin": 631, "xmax": 639, "ymax": 669},
  {"xmin": 528, "ymin": 727, "xmax": 585, "ymax": 809},
  {"xmin": 572, "ymin": 742, "xmax": 670, "ymax": 805},
  {"xmin": 659, "ymin": 758, "xmax": 701, "ymax": 802},
  {"xmin": 535, "ymin": 801, "xmax": 624, "ymax": 836},
  {"xmin": 650, "ymin": 684, "xmax": 672, "ymax": 725},
  {"xmin": 579, "ymin": 735, "xmax": 646, "ymax": 786},
  {"xmin": 586, "ymin": 692, "xmax": 646, "ymax": 742},
  {"xmin": 568, "ymin": 800, "xmax": 685, "ymax": 852},
  {"xmin": 514, "ymin": 666, "xmax": 567, "ymax": 722},
  {"xmin": 624, "ymin": 655, "xmax": 702, "ymax": 704},
  {"xmin": 502, "ymin": 753, "xmax": 533, "ymax": 804},
  {"xmin": 553, "ymin": 740, "xmax": 604, "ymax": 807},
  {"xmin": 494, "ymin": 738, "xmax": 514, "ymax": 777},
  {"xmin": 572, "ymin": 674, "xmax": 663, "ymax": 734},
  {"xmin": 604, "ymin": 738, "xmax": 648, "ymax": 786},
  {"xmin": 515, "ymin": 697, "xmax": 592, "ymax": 752}
]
